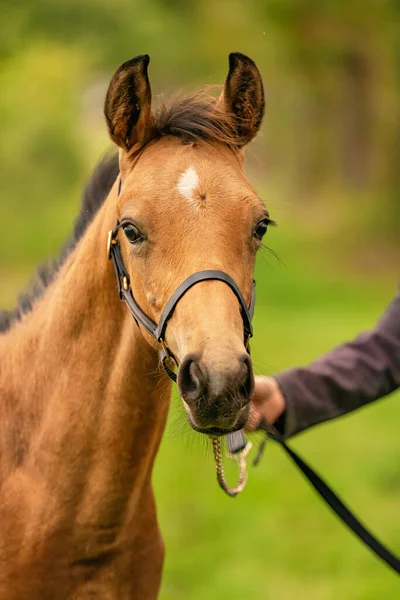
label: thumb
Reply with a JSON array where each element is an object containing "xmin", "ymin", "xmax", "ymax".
[{"xmin": 246, "ymin": 376, "xmax": 285, "ymax": 431}]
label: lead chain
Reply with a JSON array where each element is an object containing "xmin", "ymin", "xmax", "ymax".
[{"xmin": 211, "ymin": 436, "xmax": 253, "ymax": 497}]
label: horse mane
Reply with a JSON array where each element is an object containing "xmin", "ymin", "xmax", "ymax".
[
  {"xmin": 0, "ymin": 89, "xmax": 237, "ymax": 334},
  {"xmin": 0, "ymin": 153, "xmax": 119, "ymax": 333},
  {"xmin": 149, "ymin": 89, "xmax": 239, "ymax": 148}
]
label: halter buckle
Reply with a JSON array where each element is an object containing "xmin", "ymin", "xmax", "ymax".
[
  {"xmin": 107, "ymin": 229, "xmax": 117, "ymax": 260},
  {"xmin": 122, "ymin": 275, "xmax": 129, "ymax": 291}
]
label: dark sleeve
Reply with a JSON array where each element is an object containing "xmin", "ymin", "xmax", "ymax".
[{"xmin": 274, "ymin": 287, "xmax": 400, "ymax": 439}]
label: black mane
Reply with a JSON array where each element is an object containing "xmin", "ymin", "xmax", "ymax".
[{"xmin": 0, "ymin": 153, "xmax": 119, "ymax": 333}]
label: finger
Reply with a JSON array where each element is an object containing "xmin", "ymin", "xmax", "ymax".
[{"xmin": 245, "ymin": 403, "xmax": 262, "ymax": 431}]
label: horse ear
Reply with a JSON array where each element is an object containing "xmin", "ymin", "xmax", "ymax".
[
  {"xmin": 219, "ymin": 52, "xmax": 265, "ymax": 146},
  {"xmin": 104, "ymin": 54, "xmax": 152, "ymax": 152}
]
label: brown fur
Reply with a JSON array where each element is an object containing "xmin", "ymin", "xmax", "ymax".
[{"xmin": 0, "ymin": 53, "xmax": 266, "ymax": 598}]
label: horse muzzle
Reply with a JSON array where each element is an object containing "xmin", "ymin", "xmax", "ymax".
[{"xmin": 177, "ymin": 352, "xmax": 254, "ymax": 435}]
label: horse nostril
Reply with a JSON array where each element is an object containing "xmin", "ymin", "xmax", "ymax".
[
  {"xmin": 239, "ymin": 354, "xmax": 254, "ymax": 402},
  {"xmin": 178, "ymin": 354, "xmax": 207, "ymax": 402}
]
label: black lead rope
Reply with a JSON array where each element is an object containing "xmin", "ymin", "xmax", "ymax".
[{"xmin": 227, "ymin": 427, "xmax": 400, "ymax": 576}]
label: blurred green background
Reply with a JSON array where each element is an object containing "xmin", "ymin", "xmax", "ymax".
[{"xmin": 1, "ymin": 1, "xmax": 399, "ymax": 598}]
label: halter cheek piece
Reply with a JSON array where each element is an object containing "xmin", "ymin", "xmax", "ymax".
[{"xmin": 107, "ymin": 178, "xmax": 255, "ymax": 382}]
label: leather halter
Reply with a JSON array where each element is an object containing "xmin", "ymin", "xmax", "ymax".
[{"xmin": 107, "ymin": 179, "xmax": 256, "ymax": 381}]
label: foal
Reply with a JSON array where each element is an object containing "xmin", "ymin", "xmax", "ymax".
[{"xmin": 0, "ymin": 53, "xmax": 268, "ymax": 599}]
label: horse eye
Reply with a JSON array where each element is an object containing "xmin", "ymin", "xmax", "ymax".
[
  {"xmin": 122, "ymin": 223, "xmax": 142, "ymax": 243},
  {"xmin": 254, "ymin": 220, "xmax": 269, "ymax": 240}
]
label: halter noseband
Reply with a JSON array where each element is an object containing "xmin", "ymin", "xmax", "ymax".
[{"xmin": 107, "ymin": 178, "xmax": 256, "ymax": 382}]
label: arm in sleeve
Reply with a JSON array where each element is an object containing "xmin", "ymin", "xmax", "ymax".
[{"xmin": 274, "ymin": 288, "xmax": 400, "ymax": 439}]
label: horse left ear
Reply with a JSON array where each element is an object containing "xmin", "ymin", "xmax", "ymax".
[
  {"xmin": 220, "ymin": 52, "xmax": 265, "ymax": 146},
  {"xmin": 104, "ymin": 54, "xmax": 152, "ymax": 152}
]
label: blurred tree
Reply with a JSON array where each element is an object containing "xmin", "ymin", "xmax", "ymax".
[
  {"xmin": 0, "ymin": 0, "xmax": 399, "ymax": 269},
  {"xmin": 256, "ymin": 0, "xmax": 400, "ymax": 209}
]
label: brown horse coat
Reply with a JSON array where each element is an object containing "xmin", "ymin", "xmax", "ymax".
[{"xmin": 0, "ymin": 53, "xmax": 267, "ymax": 599}]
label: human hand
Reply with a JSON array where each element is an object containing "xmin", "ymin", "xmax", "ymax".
[{"xmin": 246, "ymin": 376, "xmax": 286, "ymax": 431}]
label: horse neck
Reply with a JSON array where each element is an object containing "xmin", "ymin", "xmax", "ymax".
[{"xmin": 0, "ymin": 186, "xmax": 171, "ymax": 529}]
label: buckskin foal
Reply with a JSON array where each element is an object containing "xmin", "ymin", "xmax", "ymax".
[{"xmin": 0, "ymin": 53, "xmax": 270, "ymax": 599}]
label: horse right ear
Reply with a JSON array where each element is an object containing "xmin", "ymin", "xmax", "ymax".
[
  {"xmin": 104, "ymin": 54, "xmax": 152, "ymax": 152},
  {"xmin": 219, "ymin": 52, "xmax": 265, "ymax": 147}
]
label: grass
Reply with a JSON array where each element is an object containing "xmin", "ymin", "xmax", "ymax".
[{"xmin": 1, "ymin": 200, "xmax": 399, "ymax": 599}]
